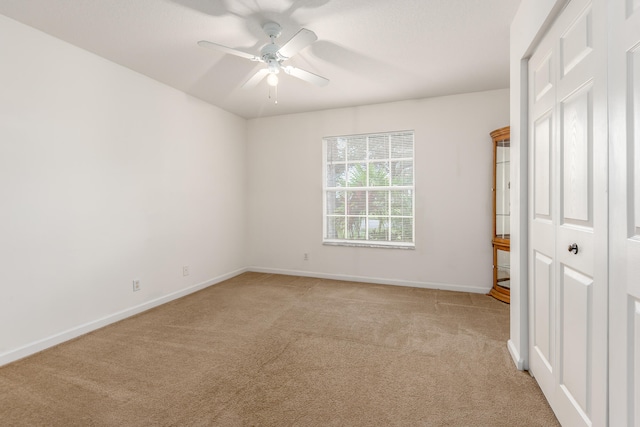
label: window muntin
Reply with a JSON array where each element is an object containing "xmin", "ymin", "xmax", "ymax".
[{"xmin": 323, "ymin": 131, "xmax": 415, "ymax": 247}]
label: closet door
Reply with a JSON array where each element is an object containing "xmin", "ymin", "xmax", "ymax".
[
  {"xmin": 609, "ymin": 0, "xmax": 640, "ymax": 425},
  {"xmin": 527, "ymin": 0, "xmax": 608, "ymax": 425}
]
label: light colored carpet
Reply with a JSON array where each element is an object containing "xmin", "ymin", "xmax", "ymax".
[{"xmin": 0, "ymin": 272, "xmax": 559, "ymax": 426}]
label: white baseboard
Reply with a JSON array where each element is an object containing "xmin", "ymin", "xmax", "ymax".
[
  {"xmin": 507, "ymin": 339, "xmax": 526, "ymax": 370},
  {"xmin": 0, "ymin": 268, "xmax": 247, "ymax": 367},
  {"xmin": 1, "ymin": 267, "xmax": 492, "ymax": 367},
  {"xmin": 248, "ymin": 266, "xmax": 491, "ymax": 294}
]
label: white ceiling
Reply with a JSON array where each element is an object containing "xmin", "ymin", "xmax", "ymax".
[{"xmin": 0, "ymin": 0, "xmax": 520, "ymax": 119}]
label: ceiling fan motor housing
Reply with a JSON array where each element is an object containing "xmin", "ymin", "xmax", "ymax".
[
  {"xmin": 262, "ymin": 22, "xmax": 282, "ymax": 39},
  {"xmin": 260, "ymin": 44, "xmax": 283, "ymax": 73}
]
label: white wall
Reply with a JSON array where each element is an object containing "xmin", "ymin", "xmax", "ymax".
[
  {"xmin": 246, "ymin": 91, "xmax": 509, "ymax": 292},
  {"xmin": 0, "ymin": 15, "xmax": 247, "ymax": 365}
]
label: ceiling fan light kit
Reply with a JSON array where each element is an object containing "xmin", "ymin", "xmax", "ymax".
[
  {"xmin": 266, "ymin": 73, "xmax": 279, "ymax": 87},
  {"xmin": 198, "ymin": 21, "xmax": 329, "ymax": 98}
]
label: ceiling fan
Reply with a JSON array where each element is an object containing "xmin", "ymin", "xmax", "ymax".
[{"xmin": 198, "ymin": 22, "xmax": 329, "ymax": 89}]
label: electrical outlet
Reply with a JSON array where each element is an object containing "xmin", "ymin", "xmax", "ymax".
[
  {"xmin": 182, "ymin": 265, "xmax": 189, "ymax": 276},
  {"xmin": 303, "ymin": 253, "xmax": 309, "ymax": 261},
  {"xmin": 132, "ymin": 279, "xmax": 140, "ymax": 292}
]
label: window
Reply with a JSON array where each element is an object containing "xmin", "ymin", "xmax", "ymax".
[{"xmin": 323, "ymin": 130, "xmax": 415, "ymax": 248}]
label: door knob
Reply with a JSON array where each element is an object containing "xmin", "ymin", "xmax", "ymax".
[{"xmin": 568, "ymin": 243, "xmax": 578, "ymax": 254}]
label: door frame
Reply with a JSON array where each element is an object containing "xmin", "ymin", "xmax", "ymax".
[{"xmin": 508, "ymin": 0, "xmax": 570, "ymax": 370}]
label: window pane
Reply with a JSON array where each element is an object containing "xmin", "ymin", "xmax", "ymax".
[
  {"xmin": 391, "ymin": 190, "xmax": 413, "ymax": 216},
  {"xmin": 368, "ymin": 190, "xmax": 388, "ymax": 215},
  {"xmin": 347, "ymin": 163, "xmax": 367, "ymax": 187},
  {"xmin": 390, "ymin": 218, "xmax": 413, "ymax": 241},
  {"xmin": 326, "ymin": 216, "xmax": 345, "ymax": 239},
  {"xmin": 367, "ymin": 217, "xmax": 389, "ymax": 240},
  {"xmin": 326, "ymin": 138, "xmax": 345, "ymax": 162},
  {"xmin": 391, "ymin": 132, "xmax": 414, "ymax": 158},
  {"xmin": 326, "ymin": 164, "xmax": 346, "ymax": 187},
  {"xmin": 368, "ymin": 162, "xmax": 389, "ymax": 186},
  {"xmin": 346, "ymin": 216, "xmax": 366, "ymax": 240},
  {"xmin": 369, "ymin": 135, "xmax": 389, "ymax": 159},
  {"xmin": 347, "ymin": 137, "xmax": 367, "ymax": 161},
  {"xmin": 346, "ymin": 191, "xmax": 366, "ymax": 215},
  {"xmin": 391, "ymin": 160, "xmax": 413, "ymax": 186},
  {"xmin": 326, "ymin": 191, "xmax": 345, "ymax": 215}
]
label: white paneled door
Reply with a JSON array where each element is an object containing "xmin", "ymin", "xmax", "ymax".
[
  {"xmin": 527, "ymin": 0, "xmax": 608, "ymax": 425},
  {"xmin": 609, "ymin": 0, "xmax": 640, "ymax": 425}
]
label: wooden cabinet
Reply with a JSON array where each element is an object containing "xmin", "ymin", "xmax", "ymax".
[{"xmin": 490, "ymin": 126, "xmax": 510, "ymax": 303}]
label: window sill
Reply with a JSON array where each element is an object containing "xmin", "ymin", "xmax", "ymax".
[{"xmin": 323, "ymin": 241, "xmax": 415, "ymax": 250}]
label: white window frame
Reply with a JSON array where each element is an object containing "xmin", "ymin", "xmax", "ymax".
[{"xmin": 322, "ymin": 130, "xmax": 415, "ymax": 249}]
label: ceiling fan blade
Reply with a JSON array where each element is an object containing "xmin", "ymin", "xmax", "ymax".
[
  {"xmin": 277, "ymin": 28, "xmax": 318, "ymax": 59},
  {"xmin": 283, "ymin": 66, "xmax": 329, "ymax": 87},
  {"xmin": 197, "ymin": 40, "xmax": 260, "ymax": 61},
  {"xmin": 242, "ymin": 68, "xmax": 270, "ymax": 89}
]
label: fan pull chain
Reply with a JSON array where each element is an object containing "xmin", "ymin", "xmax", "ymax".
[{"xmin": 268, "ymin": 85, "xmax": 278, "ymax": 104}]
